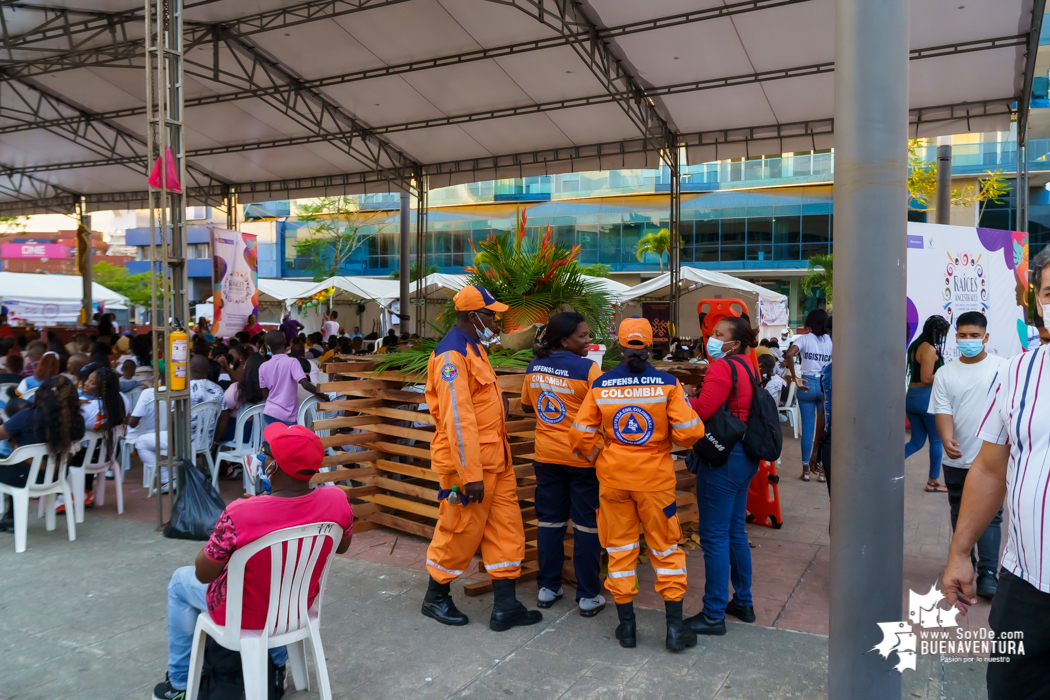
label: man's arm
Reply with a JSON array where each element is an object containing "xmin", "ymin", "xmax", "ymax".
[
  {"xmin": 194, "ymin": 547, "xmax": 227, "ymax": 583},
  {"xmin": 942, "ymin": 440, "xmax": 1009, "ymax": 614},
  {"xmin": 934, "ymin": 414, "xmax": 962, "ymax": 460},
  {"xmin": 299, "ymin": 377, "xmax": 324, "ymax": 396},
  {"xmin": 432, "ymin": 352, "xmax": 484, "ymax": 501},
  {"xmin": 569, "ymin": 391, "xmax": 602, "ymax": 462}
]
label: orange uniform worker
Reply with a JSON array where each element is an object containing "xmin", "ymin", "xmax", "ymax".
[
  {"xmin": 569, "ymin": 317, "xmax": 706, "ymax": 651},
  {"xmin": 421, "ymin": 285, "xmax": 543, "ymax": 632},
  {"xmin": 520, "ymin": 312, "xmax": 605, "ymax": 615}
]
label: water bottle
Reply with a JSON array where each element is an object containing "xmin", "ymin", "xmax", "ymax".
[{"xmin": 446, "ymin": 485, "xmax": 462, "ymax": 505}]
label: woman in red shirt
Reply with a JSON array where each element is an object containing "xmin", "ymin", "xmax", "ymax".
[{"xmin": 684, "ymin": 316, "xmax": 760, "ymax": 636}]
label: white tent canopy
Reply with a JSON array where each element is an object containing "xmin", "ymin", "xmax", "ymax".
[
  {"xmin": 0, "ymin": 271, "xmax": 129, "ymax": 326},
  {"xmin": 257, "ymin": 279, "xmax": 319, "ymax": 304},
  {"xmin": 618, "ymin": 268, "xmax": 786, "ymax": 304},
  {"xmin": 0, "ymin": 0, "xmax": 1036, "ymax": 215}
]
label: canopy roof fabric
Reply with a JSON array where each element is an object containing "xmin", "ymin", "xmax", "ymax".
[
  {"xmin": 0, "ymin": 271, "xmax": 129, "ymax": 307},
  {"xmin": 256, "ymin": 278, "xmax": 319, "ymax": 303},
  {"xmin": 293, "ymin": 276, "xmax": 402, "ymax": 303},
  {"xmin": 0, "ymin": 0, "xmax": 1039, "ymax": 215},
  {"xmin": 618, "ymin": 267, "xmax": 787, "ymax": 304},
  {"xmin": 412, "ymin": 273, "xmax": 469, "ymax": 299}
]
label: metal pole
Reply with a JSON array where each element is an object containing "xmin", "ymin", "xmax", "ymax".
[
  {"xmin": 830, "ymin": 0, "xmax": 907, "ymax": 697},
  {"xmin": 399, "ymin": 190, "xmax": 410, "ymax": 332},
  {"xmin": 1017, "ymin": 125, "xmax": 1029, "ymax": 233},
  {"xmin": 667, "ymin": 137, "xmax": 682, "ymax": 335},
  {"xmin": 935, "ymin": 139, "xmax": 951, "ymax": 225},
  {"xmin": 414, "ymin": 176, "xmax": 429, "ymax": 337},
  {"xmin": 76, "ymin": 199, "xmax": 92, "ymax": 328}
]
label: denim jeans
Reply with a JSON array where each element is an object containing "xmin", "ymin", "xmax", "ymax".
[
  {"xmin": 905, "ymin": 385, "xmax": 943, "ymax": 480},
  {"xmin": 166, "ymin": 566, "xmax": 288, "ymax": 690},
  {"xmin": 796, "ymin": 376, "xmax": 824, "ymax": 464},
  {"xmin": 695, "ymin": 444, "xmax": 760, "ymax": 619},
  {"xmin": 943, "ymin": 465, "xmax": 1002, "ymax": 581}
]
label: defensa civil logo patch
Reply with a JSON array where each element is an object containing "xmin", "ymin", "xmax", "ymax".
[
  {"xmin": 612, "ymin": 406, "xmax": 653, "ymax": 445},
  {"xmin": 441, "ymin": 363, "xmax": 458, "ymax": 381},
  {"xmin": 537, "ymin": 390, "xmax": 567, "ymax": 424}
]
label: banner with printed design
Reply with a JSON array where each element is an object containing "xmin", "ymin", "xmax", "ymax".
[
  {"xmin": 906, "ymin": 222, "xmax": 1028, "ymax": 361},
  {"xmin": 210, "ymin": 227, "xmax": 258, "ymax": 339}
]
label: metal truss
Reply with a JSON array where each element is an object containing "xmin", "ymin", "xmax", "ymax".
[
  {"xmin": 487, "ymin": 0, "xmax": 674, "ymax": 163},
  {"xmin": 0, "ymin": 0, "xmax": 410, "ymax": 80},
  {"xmin": 0, "ymin": 161, "xmax": 79, "ymax": 213},
  {"xmin": 0, "ymin": 0, "xmax": 818, "ymax": 134}
]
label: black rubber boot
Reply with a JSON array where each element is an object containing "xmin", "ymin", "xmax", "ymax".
[
  {"xmin": 614, "ymin": 602, "xmax": 637, "ymax": 648},
  {"xmin": 665, "ymin": 600, "xmax": 698, "ymax": 651},
  {"xmin": 421, "ymin": 577, "xmax": 469, "ymax": 626},
  {"xmin": 489, "ymin": 579, "xmax": 543, "ymax": 632}
]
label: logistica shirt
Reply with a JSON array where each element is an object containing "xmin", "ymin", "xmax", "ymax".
[
  {"xmin": 928, "ymin": 353, "xmax": 1004, "ymax": 468},
  {"xmin": 791, "ymin": 332, "xmax": 833, "ymax": 376},
  {"xmin": 521, "ymin": 350, "xmax": 601, "ymax": 467},
  {"xmin": 978, "ymin": 344, "xmax": 1050, "ymax": 593}
]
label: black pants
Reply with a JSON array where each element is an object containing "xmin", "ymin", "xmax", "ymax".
[
  {"xmin": 819, "ymin": 433, "xmax": 831, "ymax": 494},
  {"xmin": 943, "ymin": 465, "xmax": 1003, "ymax": 582},
  {"xmin": 987, "ymin": 570, "xmax": 1050, "ymax": 699},
  {"xmin": 533, "ymin": 461, "xmax": 602, "ymax": 600}
]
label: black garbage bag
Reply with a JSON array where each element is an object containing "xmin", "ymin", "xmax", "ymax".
[{"xmin": 163, "ymin": 460, "xmax": 226, "ymax": 541}]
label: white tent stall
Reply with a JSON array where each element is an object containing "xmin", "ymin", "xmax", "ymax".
[
  {"xmin": 615, "ymin": 268, "xmax": 787, "ymax": 341},
  {"xmin": 289, "ymin": 277, "xmax": 403, "ymax": 337},
  {"xmin": 0, "ymin": 272, "xmax": 129, "ymax": 327}
]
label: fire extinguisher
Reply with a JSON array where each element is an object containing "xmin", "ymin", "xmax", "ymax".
[{"xmin": 168, "ymin": 320, "xmax": 188, "ymax": 391}]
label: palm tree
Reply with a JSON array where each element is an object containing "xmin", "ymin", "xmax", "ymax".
[
  {"xmin": 801, "ymin": 253, "xmax": 833, "ymax": 310},
  {"xmin": 635, "ymin": 228, "xmax": 673, "ymax": 271}
]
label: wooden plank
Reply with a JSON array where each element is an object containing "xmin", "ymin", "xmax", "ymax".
[
  {"xmin": 366, "ymin": 423, "xmax": 435, "ymax": 442},
  {"xmin": 503, "ymin": 418, "xmax": 536, "ymax": 432},
  {"xmin": 332, "ymin": 484, "xmax": 380, "ymax": 499},
  {"xmin": 320, "ymin": 450, "xmax": 384, "ymax": 468},
  {"xmin": 367, "ymin": 475, "xmax": 439, "ymax": 501},
  {"xmin": 508, "ymin": 441, "xmax": 535, "ymax": 456},
  {"xmin": 320, "ymin": 431, "xmax": 380, "ymax": 448},
  {"xmin": 374, "ymin": 459, "xmax": 440, "ymax": 481},
  {"xmin": 317, "ymin": 399, "xmax": 385, "ymax": 412},
  {"xmin": 360, "ymin": 494, "xmax": 440, "ymax": 519},
  {"xmin": 323, "ymin": 368, "xmax": 405, "ymax": 380},
  {"xmin": 311, "ymin": 416, "xmax": 386, "ymax": 430},
  {"xmin": 362, "ymin": 511, "xmax": 435, "ymax": 539},
  {"xmin": 350, "ymin": 520, "xmax": 383, "ymax": 533},
  {"xmin": 350, "ymin": 502, "xmax": 382, "ymax": 516},
  {"xmin": 516, "ymin": 485, "xmax": 536, "ymax": 500},
  {"xmin": 362, "ymin": 441, "xmax": 433, "ymax": 460},
  {"xmin": 353, "ymin": 406, "xmax": 435, "ymax": 424},
  {"xmin": 310, "ymin": 466, "xmax": 378, "ymax": 484},
  {"xmin": 320, "ymin": 379, "xmax": 404, "ymax": 392}
]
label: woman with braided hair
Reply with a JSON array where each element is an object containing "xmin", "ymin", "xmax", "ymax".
[
  {"xmin": 519, "ymin": 312, "xmax": 606, "ymax": 616},
  {"xmin": 66, "ymin": 366, "xmax": 130, "ymax": 510},
  {"xmin": 0, "ymin": 376, "xmax": 86, "ymax": 532}
]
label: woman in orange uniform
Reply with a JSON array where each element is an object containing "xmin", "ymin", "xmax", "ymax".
[{"xmin": 521, "ymin": 312, "xmax": 605, "ymax": 616}]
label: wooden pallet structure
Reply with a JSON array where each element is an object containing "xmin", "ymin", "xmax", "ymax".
[{"xmin": 310, "ymin": 355, "xmax": 702, "ymax": 595}]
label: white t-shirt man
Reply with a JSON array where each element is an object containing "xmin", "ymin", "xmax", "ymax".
[
  {"xmin": 929, "ymin": 354, "xmax": 1005, "ymax": 468},
  {"xmin": 321, "ymin": 318, "xmax": 339, "ymax": 342},
  {"xmin": 791, "ymin": 332, "xmax": 833, "ymax": 376}
]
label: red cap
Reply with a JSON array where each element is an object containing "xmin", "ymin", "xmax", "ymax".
[{"xmin": 262, "ymin": 423, "xmax": 323, "ymax": 481}]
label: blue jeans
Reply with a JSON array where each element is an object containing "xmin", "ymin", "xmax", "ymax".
[
  {"xmin": 695, "ymin": 444, "xmax": 760, "ymax": 619},
  {"xmin": 166, "ymin": 566, "xmax": 288, "ymax": 690},
  {"xmin": 533, "ymin": 462, "xmax": 602, "ymax": 600},
  {"xmin": 796, "ymin": 376, "xmax": 824, "ymax": 463},
  {"xmin": 905, "ymin": 385, "xmax": 943, "ymax": 480}
]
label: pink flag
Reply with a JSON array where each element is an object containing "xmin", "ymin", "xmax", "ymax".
[{"xmin": 147, "ymin": 147, "xmax": 182, "ymax": 193}]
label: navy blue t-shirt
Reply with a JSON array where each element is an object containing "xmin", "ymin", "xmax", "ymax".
[{"xmin": 4, "ymin": 406, "xmax": 85, "ymax": 450}]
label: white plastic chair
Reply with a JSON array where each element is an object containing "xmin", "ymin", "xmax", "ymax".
[
  {"xmin": 297, "ymin": 394, "xmax": 344, "ymax": 460},
  {"xmin": 0, "ymin": 444, "xmax": 75, "ymax": 553},
  {"xmin": 216, "ymin": 403, "xmax": 265, "ymax": 494},
  {"xmin": 19, "ymin": 386, "xmax": 37, "ymax": 401},
  {"xmin": 190, "ymin": 401, "xmax": 223, "ymax": 490},
  {"xmin": 778, "ymin": 381, "xmax": 800, "ymax": 439},
  {"xmin": 141, "ymin": 395, "xmax": 172, "ymax": 495},
  {"xmin": 186, "ymin": 522, "xmax": 341, "ymax": 700},
  {"xmin": 67, "ymin": 428, "xmax": 125, "ymax": 523}
]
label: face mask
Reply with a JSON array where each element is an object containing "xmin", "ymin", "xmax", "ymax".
[
  {"xmin": 1042, "ymin": 304, "xmax": 1050, "ymax": 327},
  {"xmin": 472, "ymin": 314, "xmax": 496, "ymax": 342},
  {"xmin": 706, "ymin": 337, "xmax": 726, "ymax": 361},
  {"xmin": 957, "ymin": 339, "xmax": 984, "ymax": 357}
]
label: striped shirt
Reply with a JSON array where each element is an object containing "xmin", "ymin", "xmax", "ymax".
[{"xmin": 977, "ymin": 345, "xmax": 1050, "ymax": 593}]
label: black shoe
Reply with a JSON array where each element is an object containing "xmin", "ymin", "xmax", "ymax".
[
  {"xmin": 490, "ymin": 601, "xmax": 543, "ymax": 631},
  {"xmin": 685, "ymin": 612, "xmax": 727, "ymax": 636},
  {"xmin": 977, "ymin": 576, "xmax": 998, "ymax": 600},
  {"xmin": 665, "ymin": 600, "xmax": 697, "ymax": 651},
  {"xmin": 615, "ymin": 602, "xmax": 637, "ymax": 648},
  {"xmin": 421, "ymin": 577, "xmax": 469, "ymax": 626},
  {"xmin": 726, "ymin": 600, "xmax": 756, "ymax": 623},
  {"xmin": 0, "ymin": 515, "xmax": 13, "ymax": 533},
  {"xmin": 152, "ymin": 675, "xmax": 186, "ymax": 700}
]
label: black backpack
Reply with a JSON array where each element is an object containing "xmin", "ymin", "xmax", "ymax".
[
  {"xmin": 197, "ymin": 636, "xmax": 285, "ymax": 700},
  {"xmin": 687, "ymin": 361, "xmax": 748, "ymax": 469},
  {"xmin": 726, "ymin": 355, "xmax": 783, "ymax": 462}
]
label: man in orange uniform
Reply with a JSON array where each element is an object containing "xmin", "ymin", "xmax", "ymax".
[
  {"xmin": 569, "ymin": 317, "xmax": 706, "ymax": 651},
  {"xmin": 421, "ymin": 285, "xmax": 543, "ymax": 632}
]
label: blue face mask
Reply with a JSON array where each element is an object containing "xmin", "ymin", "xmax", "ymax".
[
  {"xmin": 472, "ymin": 314, "xmax": 496, "ymax": 342},
  {"xmin": 957, "ymin": 338, "xmax": 984, "ymax": 358},
  {"xmin": 706, "ymin": 337, "xmax": 726, "ymax": 361}
]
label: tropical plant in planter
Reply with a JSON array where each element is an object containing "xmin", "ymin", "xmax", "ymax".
[{"xmin": 459, "ymin": 208, "xmax": 613, "ymax": 334}]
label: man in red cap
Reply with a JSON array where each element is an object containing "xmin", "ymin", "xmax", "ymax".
[
  {"xmin": 421, "ymin": 284, "xmax": 543, "ymax": 631},
  {"xmin": 152, "ymin": 424, "xmax": 353, "ymax": 700}
]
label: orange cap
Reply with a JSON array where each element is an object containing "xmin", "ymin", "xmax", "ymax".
[
  {"xmin": 453, "ymin": 285, "xmax": 509, "ymax": 312},
  {"xmin": 618, "ymin": 317, "xmax": 653, "ymax": 348}
]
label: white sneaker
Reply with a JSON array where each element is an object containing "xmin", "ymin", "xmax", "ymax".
[
  {"xmin": 578, "ymin": 594, "xmax": 606, "ymax": 617},
  {"xmin": 537, "ymin": 586, "xmax": 563, "ymax": 608}
]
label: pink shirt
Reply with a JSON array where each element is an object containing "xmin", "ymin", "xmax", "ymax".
[
  {"xmin": 258, "ymin": 353, "xmax": 305, "ymax": 423},
  {"xmin": 204, "ymin": 488, "xmax": 353, "ymax": 629}
]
